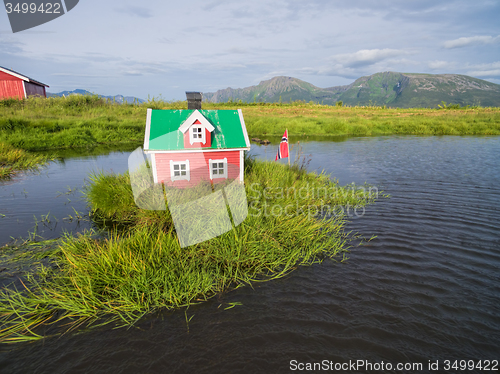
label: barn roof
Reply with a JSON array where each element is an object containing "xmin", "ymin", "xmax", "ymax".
[
  {"xmin": 0, "ymin": 66, "xmax": 49, "ymax": 87},
  {"xmin": 144, "ymin": 109, "xmax": 250, "ymax": 152}
]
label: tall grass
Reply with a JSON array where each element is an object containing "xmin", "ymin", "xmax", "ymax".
[
  {"xmin": 1, "ymin": 95, "xmax": 499, "ymax": 179},
  {"xmin": 0, "ymin": 157, "xmax": 378, "ymax": 343},
  {"xmin": 0, "ymin": 142, "xmax": 50, "ymax": 179},
  {"xmin": 241, "ymin": 104, "xmax": 500, "ymax": 136},
  {"xmin": 1, "ymin": 95, "xmax": 499, "ymax": 152}
]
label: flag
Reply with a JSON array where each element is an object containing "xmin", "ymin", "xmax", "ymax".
[{"xmin": 275, "ymin": 130, "xmax": 289, "ymax": 161}]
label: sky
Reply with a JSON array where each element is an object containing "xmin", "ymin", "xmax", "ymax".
[{"xmin": 1, "ymin": 0, "xmax": 499, "ymax": 100}]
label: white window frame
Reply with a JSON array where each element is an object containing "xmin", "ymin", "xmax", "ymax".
[
  {"xmin": 209, "ymin": 158, "xmax": 228, "ymax": 179},
  {"xmin": 190, "ymin": 125, "xmax": 206, "ymax": 145},
  {"xmin": 170, "ymin": 159, "xmax": 190, "ymax": 182}
]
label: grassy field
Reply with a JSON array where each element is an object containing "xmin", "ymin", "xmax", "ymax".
[
  {"xmin": 242, "ymin": 102, "xmax": 500, "ymax": 137},
  {"xmin": 1, "ymin": 95, "xmax": 499, "ymax": 178},
  {"xmin": 0, "ymin": 156, "xmax": 379, "ymax": 343}
]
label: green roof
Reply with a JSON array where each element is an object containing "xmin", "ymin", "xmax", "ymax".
[{"xmin": 146, "ymin": 109, "xmax": 250, "ymax": 151}]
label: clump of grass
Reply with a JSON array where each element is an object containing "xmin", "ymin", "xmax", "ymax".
[
  {"xmin": 0, "ymin": 142, "xmax": 50, "ymax": 179},
  {"xmin": 0, "ymin": 158, "xmax": 379, "ymax": 342},
  {"xmin": 85, "ymin": 170, "xmax": 172, "ymax": 231}
]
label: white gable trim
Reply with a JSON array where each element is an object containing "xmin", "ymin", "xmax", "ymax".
[
  {"xmin": 238, "ymin": 109, "xmax": 251, "ymax": 148},
  {"xmin": 0, "ymin": 67, "xmax": 28, "ymax": 81},
  {"xmin": 178, "ymin": 110, "xmax": 215, "ymax": 134},
  {"xmin": 144, "ymin": 108, "xmax": 152, "ymax": 150},
  {"xmin": 240, "ymin": 150, "xmax": 244, "ymax": 182},
  {"xmin": 0, "ymin": 67, "xmax": 48, "ymax": 87}
]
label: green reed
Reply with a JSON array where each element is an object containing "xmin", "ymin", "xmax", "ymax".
[
  {"xmin": 0, "ymin": 142, "xmax": 50, "ymax": 179},
  {"xmin": 0, "ymin": 157, "xmax": 379, "ymax": 343}
]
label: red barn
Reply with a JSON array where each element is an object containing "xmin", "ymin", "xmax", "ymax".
[{"xmin": 0, "ymin": 66, "xmax": 49, "ymax": 100}]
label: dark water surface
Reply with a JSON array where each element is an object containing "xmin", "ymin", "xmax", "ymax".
[
  {"xmin": 0, "ymin": 147, "xmax": 133, "ymax": 246},
  {"xmin": 1, "ymin": 136, "xmax": 499, "ymax": 373}
]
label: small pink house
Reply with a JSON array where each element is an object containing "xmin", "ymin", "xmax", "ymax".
[{"xmin": 143, "ymin": 93, "xmax": 250, "ymax": 188}]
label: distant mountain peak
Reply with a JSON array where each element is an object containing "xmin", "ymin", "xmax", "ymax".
[
  {"xmin": 203, "ymin": 76, "xmax": 345, "ymax": 105},
  {"xmin": 47, "ymin": 89, "xmax": 145, "ymax": 104},
  {"xmin": 203, "ymin": 72, "xmax": 500, "ymax": 108}
]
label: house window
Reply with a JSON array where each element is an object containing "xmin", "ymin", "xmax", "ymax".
[
  {"xmin": 190, "ymin": 125, "xmax": 205, "ymax": 144},
  {"xmin": 209, "ymin": 158, "xmax": 228, "ymax": 179},
  {"xmin": 170, "ymin": 160, "xmax": 190, "ymax": 182}
]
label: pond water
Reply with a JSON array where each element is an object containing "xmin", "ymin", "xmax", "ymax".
[
  {"xmin": 1, "ymin": 136, "xmax": 499, "ymax": 373},
  {"xmin": 0, "ymin": 145, "xmax": 138, "ymax": 247}
]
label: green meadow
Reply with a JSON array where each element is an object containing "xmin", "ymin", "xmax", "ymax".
[
  {"xmin": 243, "ymin": 102, "xmax": 500, "ymax": 137},
  {"xmin": 1, "ymin": 95, "xmax": 500, "ymax": 178}
]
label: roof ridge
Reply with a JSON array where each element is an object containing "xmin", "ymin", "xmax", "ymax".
[{"xmin": 0, "ymin": 65, "xmax": 49, "ymax": 87}]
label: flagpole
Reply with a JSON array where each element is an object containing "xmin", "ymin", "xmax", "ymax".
[{"xmin": 287, "ymin": 128, "xmax": 290, "ymax": 166}]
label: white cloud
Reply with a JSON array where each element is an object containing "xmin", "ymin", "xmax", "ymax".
[
  {"xmin": 115, "ymin": 6, "xmax": 153, "ymax": 19},
  {"xmin": 306, "ymin": 49, "xmax": 412, "ymax": 79},
  {"xmin": 0, "ymin": 39, "xmax": 25, "ymax": 54},
  {"xmin": 466, "ymin": 62, "xmax": 500, "ymax": 78},
  {"xmin": 50, "ymin": 73, "xmax": 109, "ymax": 77},
  {"xmin": 227, "ymin": 47, "xmax": 249, "ymax": 54},
  {"xmin": 428, "ymin": 60, "xmax": 455, "ymax": 70},
  {"xmin": 468, "ymin": 69, "xmax": 500, "ymax": 77},
  {"xmin": 332, "ymin": 49, "xmax": 405, "ymax": 68},
  {"xmin": 123, "ymin": 71, "xmax": 143, "ymax": 76},
  {"xmin": 443, "ymin": 35, "xmax": 500, "ymax": 49}
]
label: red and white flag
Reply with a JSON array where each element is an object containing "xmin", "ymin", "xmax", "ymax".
[{"xmin": 275, "ymin": 130, "xmax": 289, "ymax": 161}]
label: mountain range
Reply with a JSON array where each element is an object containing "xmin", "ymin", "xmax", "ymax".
[
  {"xmin": 47, "ymin": 72, "xmax": 500, "ymax": 108},
  {"xmin": 202, "ymin": 72, "xmax": 500, "ymax": 108},
  {"xmin": 47, "ymin": 89, "xmax": 145, "ymax": 104}
]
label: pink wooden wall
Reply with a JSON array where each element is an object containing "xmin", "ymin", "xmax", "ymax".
[{"xmin": 155, "ymin": 150, "xmax": 241, "ymax": 188}]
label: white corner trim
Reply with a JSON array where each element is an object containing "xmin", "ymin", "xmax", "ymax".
[
  {"xmin": 151, "ymin": 153, "xmax": 158, "ymax": 183},
  {"xmin": 240, "ymin": 150, "xmax": 244, "ymax": 182},
  {"xmin": 238, "ymin": 109, "xmax": 251, "ymax": 148},
  {"xmin": 179, "ymin": 110, "xmax": 215, "ymax": 133},
  {"xmin": 22, "ymin": 81, "xmax": 27, "ymax": 98},
  {"xmin": 144, "ymin": 108, "xmax": 152, "ymax": 150}
]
